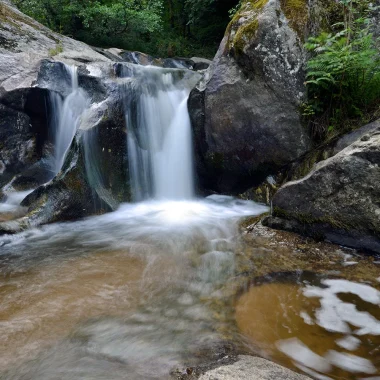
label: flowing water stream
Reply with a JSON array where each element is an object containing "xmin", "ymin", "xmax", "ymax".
[
  {"xmin": 49, "ymin": 65, "xmax": 89, "ymax": 174},
  {"xmin": 0, "ymin": 63, "xmax": 379, "ymax": 380},
  {"xmin": 123, "ymin": 65, "xmax": 195, "ymax": 200},
  {"xmin": 0, "ymin": 64, "xmax": 88, "ymax": 222},
  {"xmin": 0, "ymin": 197, "xmax": 268, "ymax": 379}
]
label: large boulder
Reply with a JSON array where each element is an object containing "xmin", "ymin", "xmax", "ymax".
[
  {"xmin": 0, "ymin": 1, "xmax": 133, "ymax": 231},
  {"xmin": 0, "ymin": 1, "xmax": 109, "ymax": 91},
  {"xmin": 264, "ymin": 120, "xmax": 380, "ymax": 253},
  {"xmin": 0, "ymin": 85, "xmax": 131, "ymax": 234},
  {"xmin": 0, "ymin": 0, "xmax": 111, "ymax": 189},
  {"xmin": 0, "ymin": 103, "xmax": 36, "ymax": 187},
  {"xmin": 189, "ymin": 0, "xmax": 320, "ymax": 194}
]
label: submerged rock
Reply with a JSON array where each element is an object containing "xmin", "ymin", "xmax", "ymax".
[
  {"xmin": 265, "ymin": 120, "xmax": 380, "ymax": 253},
  {"xmin": 189, "ymin": 0, "xmax": 315, "ymax": 194}
]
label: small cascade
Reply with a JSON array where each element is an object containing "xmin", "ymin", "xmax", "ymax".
[
  {"xmin": 0, "ymin": 189, "xmax": 33, "ymax": 220},
  {"xmin": 49, "ymin": 65, "xmax": 89, "ymax": 174},
  {"xmin": 122, "ymin": 65, "xmax": 199, "ymax": 201}
]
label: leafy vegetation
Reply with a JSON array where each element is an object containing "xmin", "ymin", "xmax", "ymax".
[
  {"xmin": 13, "ymin": 0, "xmax": 239, "ymax": 58},
  {"xmin": 303, "ymin": 0, "xmax": 380, "ymax": 139}
]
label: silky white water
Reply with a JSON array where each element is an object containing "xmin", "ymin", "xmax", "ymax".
[
  {"xmin": 0, "ymin": 195, "xmax": 267, "ymax": 379},
  {"xmin": 0, "ymin": 66, "xmax": 87, "ymax": 217},
  {"xmin": 49, "ymin": 65, "xmax": 89, "ymax": 174},
  {"xmin": 124, "ymin": 66, "xmax": 197, "ymax": 201},
  {"xmin": 0, "ymin": 189, "xmax": 33, "ymax": 214}
]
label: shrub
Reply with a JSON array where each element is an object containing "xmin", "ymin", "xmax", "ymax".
[{"xmin": 303, "ymin": 1, "xmax": 380, "ymax": 139}]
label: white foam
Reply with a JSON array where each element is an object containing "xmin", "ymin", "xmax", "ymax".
[
  {"xmin": 0, "ymin": 190, "xmax": 33, "ymax": 213},
  {"xmin": 0, "ymin": 197, "xmax": 268, "ymax": 255}
]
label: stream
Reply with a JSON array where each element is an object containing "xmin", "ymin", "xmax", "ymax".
[
  {"xmin": 0, "ymin": 197, "xmax": 267, "ymax": 379},
  {"xmin": 0, "ymin": 62, "xmax": 379, "ymax": 380},
  {"xmin": 0, "ymin": 199, "xmax": 379, "ymax": 379}
]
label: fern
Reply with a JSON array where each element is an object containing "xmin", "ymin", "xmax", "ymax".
[{"xmin": 303, "ymin": 2, "xmax": 380, "ymax": 139}]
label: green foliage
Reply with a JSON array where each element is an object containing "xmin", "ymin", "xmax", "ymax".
[
  {"xmin": 48, "ymin": 43, "xmax": 63, "ymax": 57},
  {"xmin": 303, "ymin": 1, "xmax": 380, "ymax": 139},
  {"xmin": 14, "ymin": 0, "xmax": 239, "ymax": 58},
  {"xmin": 14, "ymin": 0, "xmax": 164, "ymax": 49},
  {"xmin": 228, "ymin": 1, "xmax": 243, "ymax": 18},
  {"xmin": 80, "ymin": 0, "xmax": 163, "ymax": 37}
]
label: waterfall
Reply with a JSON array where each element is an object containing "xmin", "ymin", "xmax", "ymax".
[
  {"xmin": 123, "ymin": 66, "xmax": 197, "ymax": 201},
  {"xmin": 49, "ymin": 65, "xmax": 88, "ymax": 174}
]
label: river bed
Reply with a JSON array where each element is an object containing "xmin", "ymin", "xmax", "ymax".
[{"xmin": 0, "ymin": 197, "xmax": 379, "ymax": 379}]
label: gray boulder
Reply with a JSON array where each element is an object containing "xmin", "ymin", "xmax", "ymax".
[
  {"xmin": 190, "ymin": 57, "xmax": 212, "ymax": 71},
  {"xmin": 189, "ymin": 0, "xmax": 313, "ymax": 194},
  {"xmin": 0, "ymin": 1, "xmax": 132, "ymax": 231},
  {"xmin": 265, "ymin": 120, "xmax": 380, "ymax": 253},
  {"xmin": 0, "ymin": 103, "xmax": 36, "ymax": 187},
  {"xmin": 0, "ymin": 0, "xmax": 111, "ymax": 189},
  {"xmin": 333, "ymin": 119, "xmax": 380, "ymax": 155},
  {"xmin": 0, "ymin": 1, "xmax": 109, "ymax": 92},
  {"xmin": 199, "ymin": 356, "xmax": 311, "ymax": 380}
]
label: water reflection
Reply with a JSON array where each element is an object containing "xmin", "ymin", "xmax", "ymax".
[{"xmin": 236, "ymin": 277, "xmax": 380, "ymax": 379}]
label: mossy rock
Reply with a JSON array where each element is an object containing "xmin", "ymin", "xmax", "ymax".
[
  {"xmin": 228, "ymin": 0, "xmax": 269, "ymax": 54},
  {"xmin": 280, "ymin": 0, "xmax": 308, "ymax": 40}
]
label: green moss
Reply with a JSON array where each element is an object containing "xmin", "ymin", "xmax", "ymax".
[
  {"xmin": 48, "ymin": 43, "xmax": 63, "ymax": 57},
  {"xmin": 227, "ymin": 0, "xmax": 269, "ymax": 54},
  {"xmin": 273, "ymin": 206, "xmax": 351, "ymax": 230},
  {"xmin": 291, "ymin": 150, "xmax": 321, "ymax": 180},
  {"xmin": 233, "ymin": 19, "xmax": 259, "ymax": 54},
  {"xmin": 315, "ymin": 0, "xmax": 344, "ymax": 32},
  {"xmin": 280, "ymin": 0, "xmax": 308, "ymax": 40},
  {"xmin": 0, "ymin": 3, "xmax": 40, "ymax": 30}
]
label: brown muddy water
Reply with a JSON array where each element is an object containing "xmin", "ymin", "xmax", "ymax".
[{"xmin": 0, "ymin": 197, "xmax": 379, "ymax": 379}]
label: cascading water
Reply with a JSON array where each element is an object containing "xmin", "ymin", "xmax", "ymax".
[
  {"xmin": 49, "ymin": 65, "xmax": 89, "ymax": 174},
  {"xmin": 123, "ymin": 65, "xmax": 198, "ymax": 201},
  {"xmin": 0, "ymin": 65, "xmax": 88, "ymax": 219},
  {"xmin": 0, "ymin": 62, "xmax": 275, "ymax": 380}
]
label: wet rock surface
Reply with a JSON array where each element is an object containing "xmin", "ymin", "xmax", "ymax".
[
  {"xmin": 264, "ymin": 121, "xmax": 380, "ymax": 253},
  {"xmin": 0, "ymin": 103, "xmax": 36, "ymax": 187},
  {"xmin": 197, "ymin": 356, "xmax": 311, "ymax": 380},
  {"xmin": 0, "ymin": 1, "xmax": 133, "ymax": 230},
  {"xmin": 104, "ymin": 49, "xmax": 210, "ymax": 71}
]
